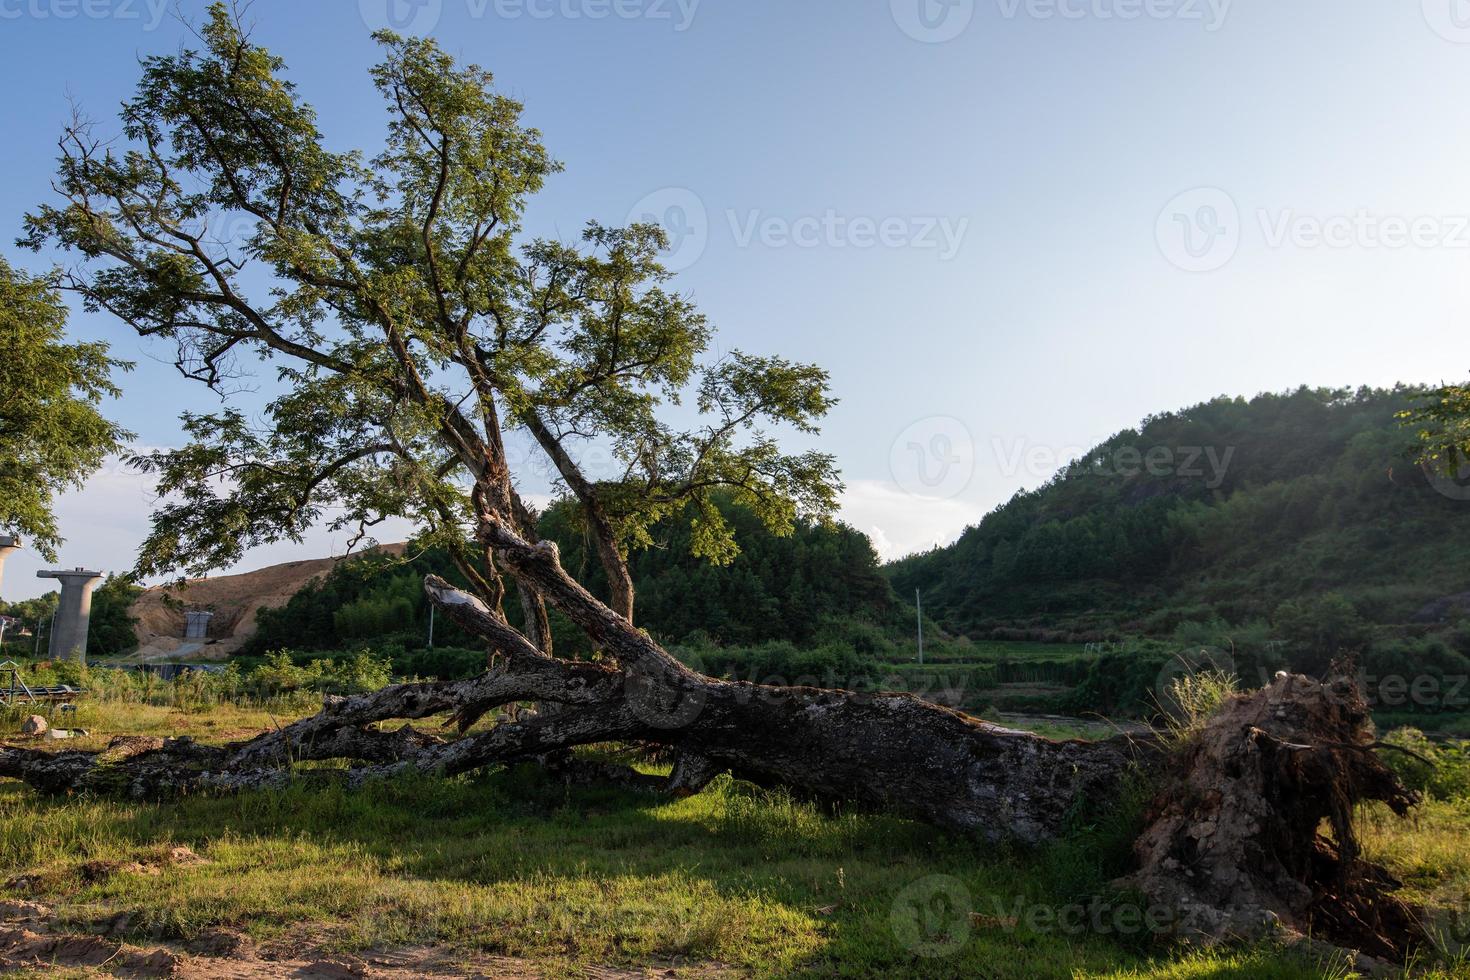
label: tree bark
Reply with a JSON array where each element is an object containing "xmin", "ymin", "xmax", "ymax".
[
  {"xmin": 522, "ymin": 410, "xmax": 637, "ymax": 621},
  {"xmin": 0, "ymin": 610, "xmax": 1152, "ymax": 844}
]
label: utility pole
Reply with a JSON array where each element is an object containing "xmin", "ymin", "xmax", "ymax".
[{"xmin": 916, "ymin": 589, "xmax": 924, "ymax": 666}]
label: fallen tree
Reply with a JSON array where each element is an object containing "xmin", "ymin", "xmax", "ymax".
[
  {"xmin": 0, "ymin": 570, "xmax": 1155, "ymax": 840},
  {"xmin": 0, "ymin": 567, "xmax": 1429, "ymax": 960},
  {"xmin": 8, "ymin": 5, "xmax": 1429, "ymax": 964}
]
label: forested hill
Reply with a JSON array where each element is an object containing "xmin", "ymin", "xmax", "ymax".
[
  {"xmin": 886, "ymin": 385, "xmax": 1470, "ymax": 639},
  {"xmin": 539, "ymin": 497, "xmax": 898, "ymax": 648}
]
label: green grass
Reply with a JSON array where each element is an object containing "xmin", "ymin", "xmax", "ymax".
[
  {"xmin": 0, "ymin": 698, "xmax": 309, "ymax": 753},
  {"xmin": 0, "ymin": 770, "xmax": 1383, "ymax": 979},
  {"xmin": 0, "ymin": 707, "xmax": 1464, "ymax": 977},
  {"xmin": 887, "ymin": 640, "xmax": 1097, "ymax": 665}
]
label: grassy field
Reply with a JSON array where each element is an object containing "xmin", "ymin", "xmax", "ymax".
[
  {"xmin": 0, "ymin": 700, "xmax": 1465, "ymax": 978},
  {"xmin": 888, "ymin": 640, "xmax": 1099, "ymax": 665}
]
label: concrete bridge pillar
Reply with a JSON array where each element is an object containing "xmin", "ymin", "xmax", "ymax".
[
  {"xmin": 0, "ymin": 537, "xmax": 19, "ymax": 597},
  {"xmin": 36, "ymin": 568, "xmax": 104, "ymax": 663},
  {"xmin": 184, "ymin": 610, "xmax": 214, "ymax": 639}
]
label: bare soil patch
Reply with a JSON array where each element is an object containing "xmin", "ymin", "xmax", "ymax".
[
  {"xmin": 0, "ymin": 901, "xmax": 737, "ymax": 978},
  {"xmin": 128, "ymin": 545, "xmax": 406, "ymax": 661}
]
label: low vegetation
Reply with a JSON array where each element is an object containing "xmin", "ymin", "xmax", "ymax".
[{"xmin": 0, "ymin": 684, "xmax": 1465, "ymax": 978}]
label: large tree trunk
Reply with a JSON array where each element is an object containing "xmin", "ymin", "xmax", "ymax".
[
  {"xmin": 0, "ymin": 515, "xmax": 1427, "ymax": 962},
  {"xmin": 0, "ymin": 653, "xmax": 1149, "ymax": 842}
]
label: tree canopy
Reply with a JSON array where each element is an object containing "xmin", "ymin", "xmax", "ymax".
[
  {"xmin": 22, "ymin": 3, "xmax": 839, "ymax": 651},
  {"xmin": 0, "ymin": 258, "xmax": 132, "ymax": 560},
  {"xmin": 1400, "ymin": 379, "xmax": 1470, "ymax": 480}
]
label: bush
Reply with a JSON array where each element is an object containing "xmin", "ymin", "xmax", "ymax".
[
  {"xmin": 1361, "ymin": 638, "xmax": 1470, "ymax": 713},
  {"xmin": 1380, "ymin": 728, "xmax": 1470, "ymax": 803},
  {"xmin": 1272, "ymin": 593, "xmax": 1369, "ymax": 676},
  {"xmin": 393, "ymin": 646, "xmax": 487, "ymax": 681},
  {"xmin": 250, "ymin": 649, "xmax": 393, "ymax": 697},
  {"xmin": 1063, "ymin": 650, "xmax": 1172, "ymax": 719}
]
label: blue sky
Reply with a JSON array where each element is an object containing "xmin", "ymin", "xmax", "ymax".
[{"xmin": 3, "ymin": 0, "xmax": 1470, "ymax": 599}]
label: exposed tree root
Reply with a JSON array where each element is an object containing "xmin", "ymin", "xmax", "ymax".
[{"xmin": 1127, "ymin": 673, "xmax": 1424, "ymax": 962}]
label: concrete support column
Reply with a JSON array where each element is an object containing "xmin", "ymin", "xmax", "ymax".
[
  {"xmin": 36, "ymin": 568, "xmax": 103, "ymax": 663},
  {"xmin": 0, "ymin": 537, "xmax": 19, "ymax": 597},
  {"xmin": 184, "ymin": 610, "xmax": 214, "ymax": 639}
]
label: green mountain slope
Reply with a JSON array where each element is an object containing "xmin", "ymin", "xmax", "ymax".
[{"xmin": 887, "ymin": 385, "xmax": 1470, "ymax": 640}]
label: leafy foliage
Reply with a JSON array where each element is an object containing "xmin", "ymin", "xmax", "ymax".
[
  {"xmin": 21, "ymin": 4, "xmax": 840, "ymax": 628},
  {"xmin": 1400, "ymin": 379, "xmax": 1470, "ymax": 477},
  {"xmin": 0, "ymin": 593, "xmax": 58, "ymax": 642},
  {"xmin": 247, "ymin": 495, "xmax": 898, "ymax": 657},
  {"xmin": 0, "ymin": 258, "xmax": 132, "ymax": 559},
  {"xmin": 542, "ymin": 493, "xmax": 896, "ymax": 648},
  {"xmin": 248, "ymin": 649, "xmax": 393, "ymax": 697},
  {"xmin": 87, "ymin": 574, "xmax": 144, "ymax": 657},
  {"xmin": 1379, "ymin": 728, "xmax": 1470, "ymax": 803}
]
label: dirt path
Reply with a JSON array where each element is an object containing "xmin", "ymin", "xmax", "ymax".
[{"xmin": 0, "ymin": 902, "xmax": 732, "ymax": 978}]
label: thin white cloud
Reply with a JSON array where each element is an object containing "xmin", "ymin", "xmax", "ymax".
[
  {"xmin": 2, "ymin": 464, "xmax": 984, "ymax": 603},
  {"xmin": 838, "ymin": 479, "xmax": 984, "ymax": 563}
]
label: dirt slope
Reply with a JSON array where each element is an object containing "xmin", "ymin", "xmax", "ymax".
[{"xmin": 128, "ymin": 544, "xmax": 407, "ymax": 661}]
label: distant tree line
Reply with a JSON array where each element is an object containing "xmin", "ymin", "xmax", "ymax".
[
  {"xmin": 0, "ymin": 574, "xmax": 140, "ymax": 659},
  {"xmin": 246, "ymin": 493, "xmax": 899, "ymax": 660}
]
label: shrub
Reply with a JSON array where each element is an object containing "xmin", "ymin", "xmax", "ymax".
[
  {"xmin": 1062, "ymin": 650, "xmax": 1172, "ymax": 719},
  {"xmin": 1361, "ymin": 638, "xmax": 1470, "ymax": 713},
  {"xmin": 1380, "ymin": 728, "xmax": 1470, "ymax": 803},
  {"xmin": 1272, "ymin": 593, "xmax": 1369, "ymax": 676}
]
